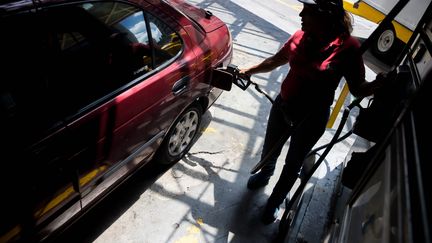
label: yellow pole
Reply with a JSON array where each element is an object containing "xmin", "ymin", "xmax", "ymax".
[{"xmin": 327, "ymin": 83, "xmax": 350, "ymax": 128}]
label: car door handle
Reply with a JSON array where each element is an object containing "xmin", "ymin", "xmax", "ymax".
[{"xmin": 172, "ymin": 77, "xmax": 189, "ymax": 95}]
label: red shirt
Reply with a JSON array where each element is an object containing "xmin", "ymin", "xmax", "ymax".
[{"xmin": 279, "ymin": 30, "xmax": 365, "ymax": 108}]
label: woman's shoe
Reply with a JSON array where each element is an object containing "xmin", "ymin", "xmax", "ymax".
[
  {"xmin": 247, "ymin": 172, "xmax": 270, "ymax": 190},
  {"xmin": 261, "ymin": 204, "xmax": 279, "ymax": 225}
]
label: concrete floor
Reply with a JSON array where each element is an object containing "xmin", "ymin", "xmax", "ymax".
[
  {"xmin": 54, "ymin": 0, "xmax": 388, "ymax": 242},
  {"xmin": 57, "ymin": 95, "xmax": 357, "ymax": 243}
]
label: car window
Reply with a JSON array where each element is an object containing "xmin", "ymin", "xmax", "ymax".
[
  {"xmin": 81, "ymin": 2, "xmax": 154, "ymax": 77},
  {"xmin": 48, "ymin": 2, "xmax": 182, "ymax": 116},
  {"xmin": 81, "ymin": 2, "xmax": 182, "ymax": 74},
  {"xmin": 0, "ymin": 1, "xmax": 183, "ymax": 125},
  {"xmin": 147, "ymin": 14, "xmax": 182, "ymax": 67},
  {"xmin": 38, "ymin": 2, "xmax": 153, "ymax": 116}
]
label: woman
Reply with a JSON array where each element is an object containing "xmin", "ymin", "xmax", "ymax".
[{"xmin": 240, "ymin": 0, "xmax": 386, "ymax": 224}]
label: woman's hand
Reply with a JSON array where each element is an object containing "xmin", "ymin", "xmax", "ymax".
[
  {"xmin": 373, "ymin": 70, "xmax": 397, "ymax": 92},
  {"xmin": 349, "ymin": 70, "xmax": 397, "ymax": 98},
  {"xmin": 239, "ymin": 68, "xmax": 252, "ymax": 80}
]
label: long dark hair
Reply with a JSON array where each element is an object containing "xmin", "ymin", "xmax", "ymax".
[
  {"xmin": 333, "ymin": 9, "xmax": 353, "ymax": 35},
  {"xmin": 325, "ymin": 0, "xmax": 353, "ymax": 35},
  {"xmin": 341, "ymin": 10, "xmax": 353, "ymax": 34},
  {"xmin": 312, "ymin": 2, "xmax": 353, "ymax": 37}
]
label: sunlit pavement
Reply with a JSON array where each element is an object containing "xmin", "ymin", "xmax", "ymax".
[{"xmin": 59, "ymin": 1, "xmax": 385, "ymax": 242}]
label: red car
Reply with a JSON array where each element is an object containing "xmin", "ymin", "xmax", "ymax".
[{"xmin": 0, "ymin": 0, "xmax": 232, "ymax": 242}]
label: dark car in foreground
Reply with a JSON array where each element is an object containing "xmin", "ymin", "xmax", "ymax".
[{"xmin": 0, "ymin": 0, "xmax": 232, "ymax": 241}]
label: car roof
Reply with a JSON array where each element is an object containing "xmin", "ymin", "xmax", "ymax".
[{"xmin": 0, "ymin": 0, "xmax": 154, "ymax": 14}]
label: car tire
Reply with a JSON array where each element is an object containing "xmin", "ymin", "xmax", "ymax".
[
  {"xmin": 371, "ymin": 23, "xmax": 402, "ymax": 63},
  {"xmin": 156, "ymin": 105, "xmax": 202, "ymax": 165}
]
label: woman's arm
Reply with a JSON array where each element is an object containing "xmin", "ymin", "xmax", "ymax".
[
  {"xmin": 346, "ymin": 73, "xmax": 389, "ymax": 97},
  {"xmin": 363, "ymin": 74, "xmax": 389, "ymax": 96},
  {"xmin": 240, "ymin": 48, "xmax": 289, "ymax": 76},
  {"xmin": 343, "ymin": 46, "xmax": 389, "ymax": 97}
]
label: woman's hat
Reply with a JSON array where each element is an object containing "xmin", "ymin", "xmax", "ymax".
[{"xmin": 298, "ymin": 0, "xmax": 344, "ymax": 16}]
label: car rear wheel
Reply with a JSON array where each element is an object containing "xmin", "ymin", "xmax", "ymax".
[{"xmin": 156, "ymin": 105, "xmax": 202, "ymax": 164}]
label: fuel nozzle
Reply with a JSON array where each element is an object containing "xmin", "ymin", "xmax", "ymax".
[
  {"xmin": 223, "ymin": 64, "xmax": 251, "ymax": 91},
  {"xmin": 226, "ymin": 64, "xmax": 240, "ymax": 74}
]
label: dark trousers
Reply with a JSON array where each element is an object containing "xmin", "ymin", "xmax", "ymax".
[{"xmin": 260, "ymin": 95, "xmax": 329, "ymax": 207}]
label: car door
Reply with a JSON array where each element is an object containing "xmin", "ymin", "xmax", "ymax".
[
  {"xmin": 33, "ymin": 1, "xmax": 193, "ymax": 209},
  {"xmin": 0, "ymin": 12, "xmax": 81, "ymax": 242}
]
